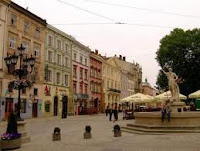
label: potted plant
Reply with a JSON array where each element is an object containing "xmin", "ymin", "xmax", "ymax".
[
  {"xmin": 113, "ymin": 124, "xmax": 121, "ymax": 137},
  {"xmin": 0, "ymin": 112, "xmax": 21, "ymax": 150},
  {"xmin": 52, "ymin": 127, "xmax": 61, "ymax": 141},
  {"xmin": 84, "ymin": 125, "xmax": 92, "ymax": 139}
]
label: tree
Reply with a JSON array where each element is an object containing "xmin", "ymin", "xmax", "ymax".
[{"xmin": 156, "ymin": 28, "xmax": 200, "ymax": 96}]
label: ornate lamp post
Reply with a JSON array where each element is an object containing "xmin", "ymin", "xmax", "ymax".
[{"xmin": 4, "ymin": 44, "xmax": 35, "ymax": 121}]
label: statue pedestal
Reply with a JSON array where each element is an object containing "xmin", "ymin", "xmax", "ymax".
[{"xmin": 171, "ymin": 101, "xmax": 185, "ymax": 112}]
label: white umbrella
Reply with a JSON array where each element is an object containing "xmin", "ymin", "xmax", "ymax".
[
  {"xmin": 155, "ymin": 91, "xmax": 187, "ymax": 100},
  {"xmin": 125, "ymin": 93, "xmax": 152, "ymax": 103},
  {"xmin": 189, "ymin": 90, "xmax": 200, "ymax": 99}
]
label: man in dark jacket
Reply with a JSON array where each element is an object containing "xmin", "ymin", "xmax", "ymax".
[
  {"xmin": 113, "ymin": 107, "xmax": 118, "ymax": 121},
  {"xmin": 109, "ymin": 108, "xmax": 113, "ymax": 121}
]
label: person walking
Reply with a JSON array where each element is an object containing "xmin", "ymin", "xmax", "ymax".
[
  {"xmin": 109, "ymin": 108, "xmax": 113, "ymax": 121},
  {"xmin": 113, "ymin": 107, "xmax": 118, "ymax": 121},
  {"xmin": 105, "ymin": 106, "xmax": 109, "ymax": 116}
]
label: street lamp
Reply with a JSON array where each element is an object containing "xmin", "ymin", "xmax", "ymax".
[{"xmin": 4, "ymin": 44, "xmax": 35, "ymax": 121}]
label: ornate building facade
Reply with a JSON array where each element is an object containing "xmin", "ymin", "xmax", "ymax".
[
  {"xmin": 72, "ymin": 41, "xmax": 90, "ymax": 115},
  {"xmin": 43, "ymin": 25, "xmax": 73, "ymax": 117},
  {"xmin": 0, "ymin": 1, "xmax": 47, "ymax": 120},
  {"xmin": 102, "ymin": 57, "xmax": 121, "ymax": 110},
  {"xmin": 90, "ymin": 50, "xmax": 103, "ymax": 113}
]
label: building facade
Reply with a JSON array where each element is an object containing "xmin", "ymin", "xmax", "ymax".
[
  {"xmin": 142, "ymin": 78, "xmax": 158, "ymax": 96},
  {"xmin": 72, "ymin": 41, "xmax": 90, "ymax": 115},
  {"xmin": 113, "ymin": 55, "xmax": 142, "ymax": 99},
  {"xmin": 90, "ymin": 50, "xmax": 103, "ymax": 113},
  {"xmin": 102, "ymin": 57, "xmax": 121, "ymax": 111},
  {"xmin": 0, "ymin": 0, "xmax": 10, "ymax": 121},
  {"xmin": 43, "ymin": 25, "xmax": 73, "ymax": 117},
  {"xmin": 0, "ymin": 1, "xmax": 47, "ymax": 120}
]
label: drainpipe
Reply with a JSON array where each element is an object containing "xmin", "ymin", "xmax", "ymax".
[{"xmin": 2, "ymin": 2, "xmax": 11, "ymax": 73}]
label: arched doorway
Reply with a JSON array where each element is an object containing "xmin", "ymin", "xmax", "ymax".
[
  {"xmin": 62, "ymin": 96, "xmax": 68, "ymax": 118},
  {"xmin": 54, "ymin": 96, "xmax": 58, "ymax": 116}
]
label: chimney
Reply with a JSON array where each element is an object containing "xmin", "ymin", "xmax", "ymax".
[
  {"xmin": 119, "ymin": 55, "xmax": 122, "ymax": 60},
  {"xmin": 123, "ymin": 56, "xmax": 126, "ymax": 61},
  {"xmin": 95, "ymin": 49, "xmax": 98, "ymax": 55}
]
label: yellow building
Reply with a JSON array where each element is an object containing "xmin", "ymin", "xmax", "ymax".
[
  {"xmin": 43, "ymin": 25, "xmax": 73, "ymax": 117},
  {"xmin": 102, "ymin": 57, "xmax": 121, "ymax": 110},
  {"xmin": 0, "ymin": 1, "xmax": 47, "ymax": 120}
]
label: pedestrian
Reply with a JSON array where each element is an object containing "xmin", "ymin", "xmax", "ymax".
[
  {"xmin": 166, "ymin": 101, "xmax": 171, "ymax": 122},
  {"xmin": 109, "ymin": 108, "xmax": 113, "ymax": 121},
  {"xmin": 105, "ymin": 106, "xmax": 109, "ymax": 116},
  {"xmin": 113, "ymin": 107, "xmax": 118, "ymax": 121},
  {"xmin": 161, "ymin": 105, "xmax": 166, "ymax": 123}
]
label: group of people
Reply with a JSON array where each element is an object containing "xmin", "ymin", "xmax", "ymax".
[{"xmin": 105, "ymin": 106, "xmax": 119, "ymax": 121}]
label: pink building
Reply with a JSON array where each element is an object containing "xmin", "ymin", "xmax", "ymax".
[
  {"xmin": 72, "ymin": 41, "xmax": 90, "ymax": 115},
  {"xmin": 90, "ymin": 50, "xmax": 103, "ymax": 113}
]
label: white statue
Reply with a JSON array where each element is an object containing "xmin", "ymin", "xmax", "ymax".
[{"xmin": 162, "ymin": 67, "xmax": 180, "ymax": 102}]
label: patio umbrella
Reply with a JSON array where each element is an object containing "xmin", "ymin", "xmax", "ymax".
[
  {"xmin": 154, "ymin": 91, "xmax": 187, "ymax": 100},
  {"xmin": 189, "ymin": 90, "xmax": 200, "ymax": 99},
  {"xmin": 125, "ymin": 93, "xmax": 152, "ymax": 103}
]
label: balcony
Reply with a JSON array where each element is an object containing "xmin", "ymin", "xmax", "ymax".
[
  {"xmin": 74, "ymin": 93, "xmax": 89, "ymax": 100},
  {"xmin": 108, "ymin": 88, "xmax": 121, "ymax": 93}
]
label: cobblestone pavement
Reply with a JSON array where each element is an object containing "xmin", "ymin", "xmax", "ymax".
[{"xmin": 1, "ymin": 113, "xmax": 200, "ymax": 151}]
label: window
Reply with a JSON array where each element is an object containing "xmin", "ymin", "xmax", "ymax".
[
  {"xmin": 34, "ymin": 46, "xmax": 40, "ymax": 58},
  {"xmin": 22, "ymin": 42, "xmax": 29, "ymax": 53},
  {"xmin": 73, "ymin": 66, "xmax": 77, "ymax": 77},
  {"xmin": 24, "ymin": 21, "xmax": 29, "ymax": 32},
  {"xmin": 56, "ymin": 72, "xmax": 60, "ymax": 84},
  {"xmin": 85, "ymin": 70, "xmax": 87, "ymax": 80},
  {"xmin": 47, "ymin": 70, "xmax": 52, "ymax": 82},
  {"xmin": 65, "ymin": 75, "xmax": 68, "ymax": 86},
  {"xmin": 48, "ymin": 51, "xmax": 53, "ymax": 62},
  {"xmin": 85, "ymin": 58, "xmax": 87, "ymax": 66},
  {"xmin": 65, "ymin": 44, "xmax": 69, "ymax": 52},
  {"xmin": 45, "ymin": 101, "xmax": 50, "ymax": 112},
  {"xmin": 73, "ymin": 82, "xmax": 77, "ymax": 93},
  {"xmin": 48, "ymin": 35, "xmax": 53, "ymax": 46},
  {"xmin": 74, "ymin": 53, "xmax": 77, "ymax": 61},
  {"xmin": 35, "ymin": 27, "xmax": 40, "ymax": 38},
  {"xmin": 107, "ymin": 80, "xmax": 109, "ymax": 88},
  {"xmin": 20, "ymin": 99, "xmax": 26, "ymax": 113},
  {"xmin": 57, "ymin": 40, "xmax": 61, "ymax": 50},
  {"xmin": 57, "ymin": 54, "xmax": 61, "ymax": 65},
  {"xmin": 80, "ymin": 68, "xmax": 83, "ymax": 79},
  {"xmin": 34, "ymin": 88, "xmax": 38, "ymax": 95},
  {"xmin": 80, "ymin": 84, "xmax": 83, "ymax": 93},
  {"xmin": 85, "ymin": 85, "xmax": 88, "ymax": 94},
  {"xmin": 9, "ymin": 37, "xmax": 15, "ymax": 49},
  {"xmin": 80, "ymin": 56, "xmax": 83, "ymax": 64},
  {"xmin": 11, "ymin": 14, "xmax": 17, "ymax": 26},
  {"xmin": 65, "ymin": 57, "xmax": 68, "ymax": 67}
]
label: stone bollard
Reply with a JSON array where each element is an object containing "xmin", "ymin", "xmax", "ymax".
[
  {"xmin": 52, "ymin": 127, "xmax": 61, "ymax": 141},
  {"xmin": 84, "ymin": 126, "xmax": 92, "ymax": 139},
  {"xmin": 113, "ymin": 125, "xmax": 121, "ymax": 137}
]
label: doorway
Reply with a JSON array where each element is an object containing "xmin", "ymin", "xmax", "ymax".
[
  {"xmin": 32, "ymin": 100, "xmax": 38, "ymax": 118},
  {"xmin": 5, "ymin": 98, "xmax": 13, "ymax": 120},
  {"xmin": 62, "ymin": 96, "xmax": 68, "ymax": 118},
  {"xmin": 54, "ymin": 96, "xmax": 58, "ymax": 116}
]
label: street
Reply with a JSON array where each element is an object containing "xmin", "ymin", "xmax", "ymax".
[{"xmin": 0, "ymin": 113, "xmax": 200, "ymax": 151}]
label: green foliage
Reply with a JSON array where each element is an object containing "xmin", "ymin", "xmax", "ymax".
[
  {"xmin": 113, "ymin": 125, "xmax": 120, "ymax": 132},
  {"xmin": 156, "ymin": 28, "xmax": 200, "ymax": 95},
  {"xmin": 85, "ymin": 126, "xmax": 91, "ymax": 133}
]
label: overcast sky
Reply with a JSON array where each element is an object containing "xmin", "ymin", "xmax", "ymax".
[{"xmin": 13, "ymin": 0, "xmax": 200, "ymax": 87}]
